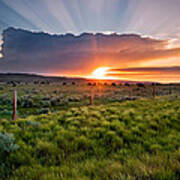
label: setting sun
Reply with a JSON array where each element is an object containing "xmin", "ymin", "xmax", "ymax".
[
  {"xmin": 87, "ymin": 67, "xmax": 119, "ymax": 80},
  {"xmin": 92, "ymin": 67, "xmax": 109, "ymax": 78}
]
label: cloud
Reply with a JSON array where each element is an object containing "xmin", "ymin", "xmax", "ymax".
[
  {"xmin": 0, "ymin": 27, "xmax": 180, "ymax": 76},
  {"xmin": 109, "ymin": 66, "xmax": 180, "ymax": 73},
  {"xmin": 106, "ymin": 67, "xmax": 180, "ymax": 82}
]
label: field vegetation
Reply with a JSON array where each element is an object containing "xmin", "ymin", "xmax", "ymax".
[{"xmin": 0, "ymin": 75, "xmax": 180, "ymax": 179}]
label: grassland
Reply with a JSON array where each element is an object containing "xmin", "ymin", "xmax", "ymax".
[
  {"xmin": 0, "ymin": 78, "xmax": 179, "ymax": 120},
  {"xmin": 0, "ymin": 75, "xmax": 180, "ymax": 179}
]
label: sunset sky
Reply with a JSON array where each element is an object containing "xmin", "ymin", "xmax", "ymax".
[{"xmin": 0, "ymin": 0, "xmax": 180, "ymax": 82}]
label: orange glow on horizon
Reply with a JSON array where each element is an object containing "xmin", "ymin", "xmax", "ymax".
[
  {"xmin": 41, "ymin": 66, "xmax": 180, "ymax": 83},
  {"xmin": 87, "ymin": 67, "xmax": 119, "ymax": 80},
  {"xmin": 92, "ymin": 67, "xmax": 109, "ymax": 78}
]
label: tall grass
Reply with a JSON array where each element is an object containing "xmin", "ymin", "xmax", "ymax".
[{"xmin": 0, "ymin": 97, "xmax": 179, "ymax": 179}]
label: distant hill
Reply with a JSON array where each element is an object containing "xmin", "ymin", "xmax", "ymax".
[
  {"xmin": 0, "ymin": 73, "xmax": 158, "ymax": 84},
  {"xmin": 0, "ymin": 73, "xmax": 84, "ymax": 83}
]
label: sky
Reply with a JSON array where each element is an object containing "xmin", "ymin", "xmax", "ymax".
[{"xmin": 0, "ymin": 0, "xmax": 180, "ymax": 82}]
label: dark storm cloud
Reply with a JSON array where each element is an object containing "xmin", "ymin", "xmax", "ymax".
[{"xmin": 0, "ymin": 27, "xmax": 180, "ymax": 75}]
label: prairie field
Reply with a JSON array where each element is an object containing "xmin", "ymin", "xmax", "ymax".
[
  {"xmin": 1, "ymin": 0, "xmax": 180, "ymax": 179},
  {"xmin": 0, "ymin": 76, "xmax": 180, "ymax": 180}
]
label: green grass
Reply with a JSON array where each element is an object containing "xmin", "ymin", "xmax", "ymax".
[
  {"xmin": 0, "ymin": 96, "xmax": 180, "ymax": 179},
  {"xmin": 0, "ymin": 83, "xmax": 179, "ymax": 120}
]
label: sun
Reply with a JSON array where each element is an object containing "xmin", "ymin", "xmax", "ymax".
[
  {"xmin": 91, "ymin": 67, "xmax": 110, "ymax": 79},
  {"xmin": 86, "ymin": 67, "xmax": 119, "ymax": 80}
]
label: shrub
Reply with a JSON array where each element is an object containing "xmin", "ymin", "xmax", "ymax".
[
  {"xmin": 24, "ymin": 120, "xmax": 41, "ymax": 128},
  {"xmin": 42, "ymin": 96, "xmax": 51, "ymax": 101},
  {"xmin": 21, "ymin": 98, "xmax": 34, "ymax": 108},
  {"xmin": 2, "ymin": 109, "xmax": 12, "ymax": 116},
  {"xmin": 50, "ymin": 98, "xmax": 58, "ymax": 106},
  {"xmin": 41, "ymin": 100, "xmax": 51, "ymax": 107},
  {"xmin": 0, "ymin": 132, "xmax": 19, "ymax": 178},
  {"xmin": 0, "ymin": 132, "xmax": 19, "ymax": 154},
  {"xmin": 39, "ymin": 108, "xmax": 49, "ymax": 114},
  {"xmin": 136, "ymin": 83, "xmax": 145, "ymax": 88}
]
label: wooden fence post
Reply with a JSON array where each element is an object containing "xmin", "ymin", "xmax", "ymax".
[
  {"xmin": 169, "ymin": 85, "xmax": 172, "ymax": 95},
  {"xmin": 152, "ymin": 85, "xmax": 156, "ymax": 98},
  {"xmin": 90, "ymin": 93, "xmax": 93, "ymax": 105},
  {"xmin": 13, "ymin": 90, "xmax": 17, "ymax": 120},
  {"xmin": 129, "ymin": 87, "xmax": 132, "ymax": 100},
  {"xmin": 98, "ymin": 81, "xmax": 102, "ymax": 97}
]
